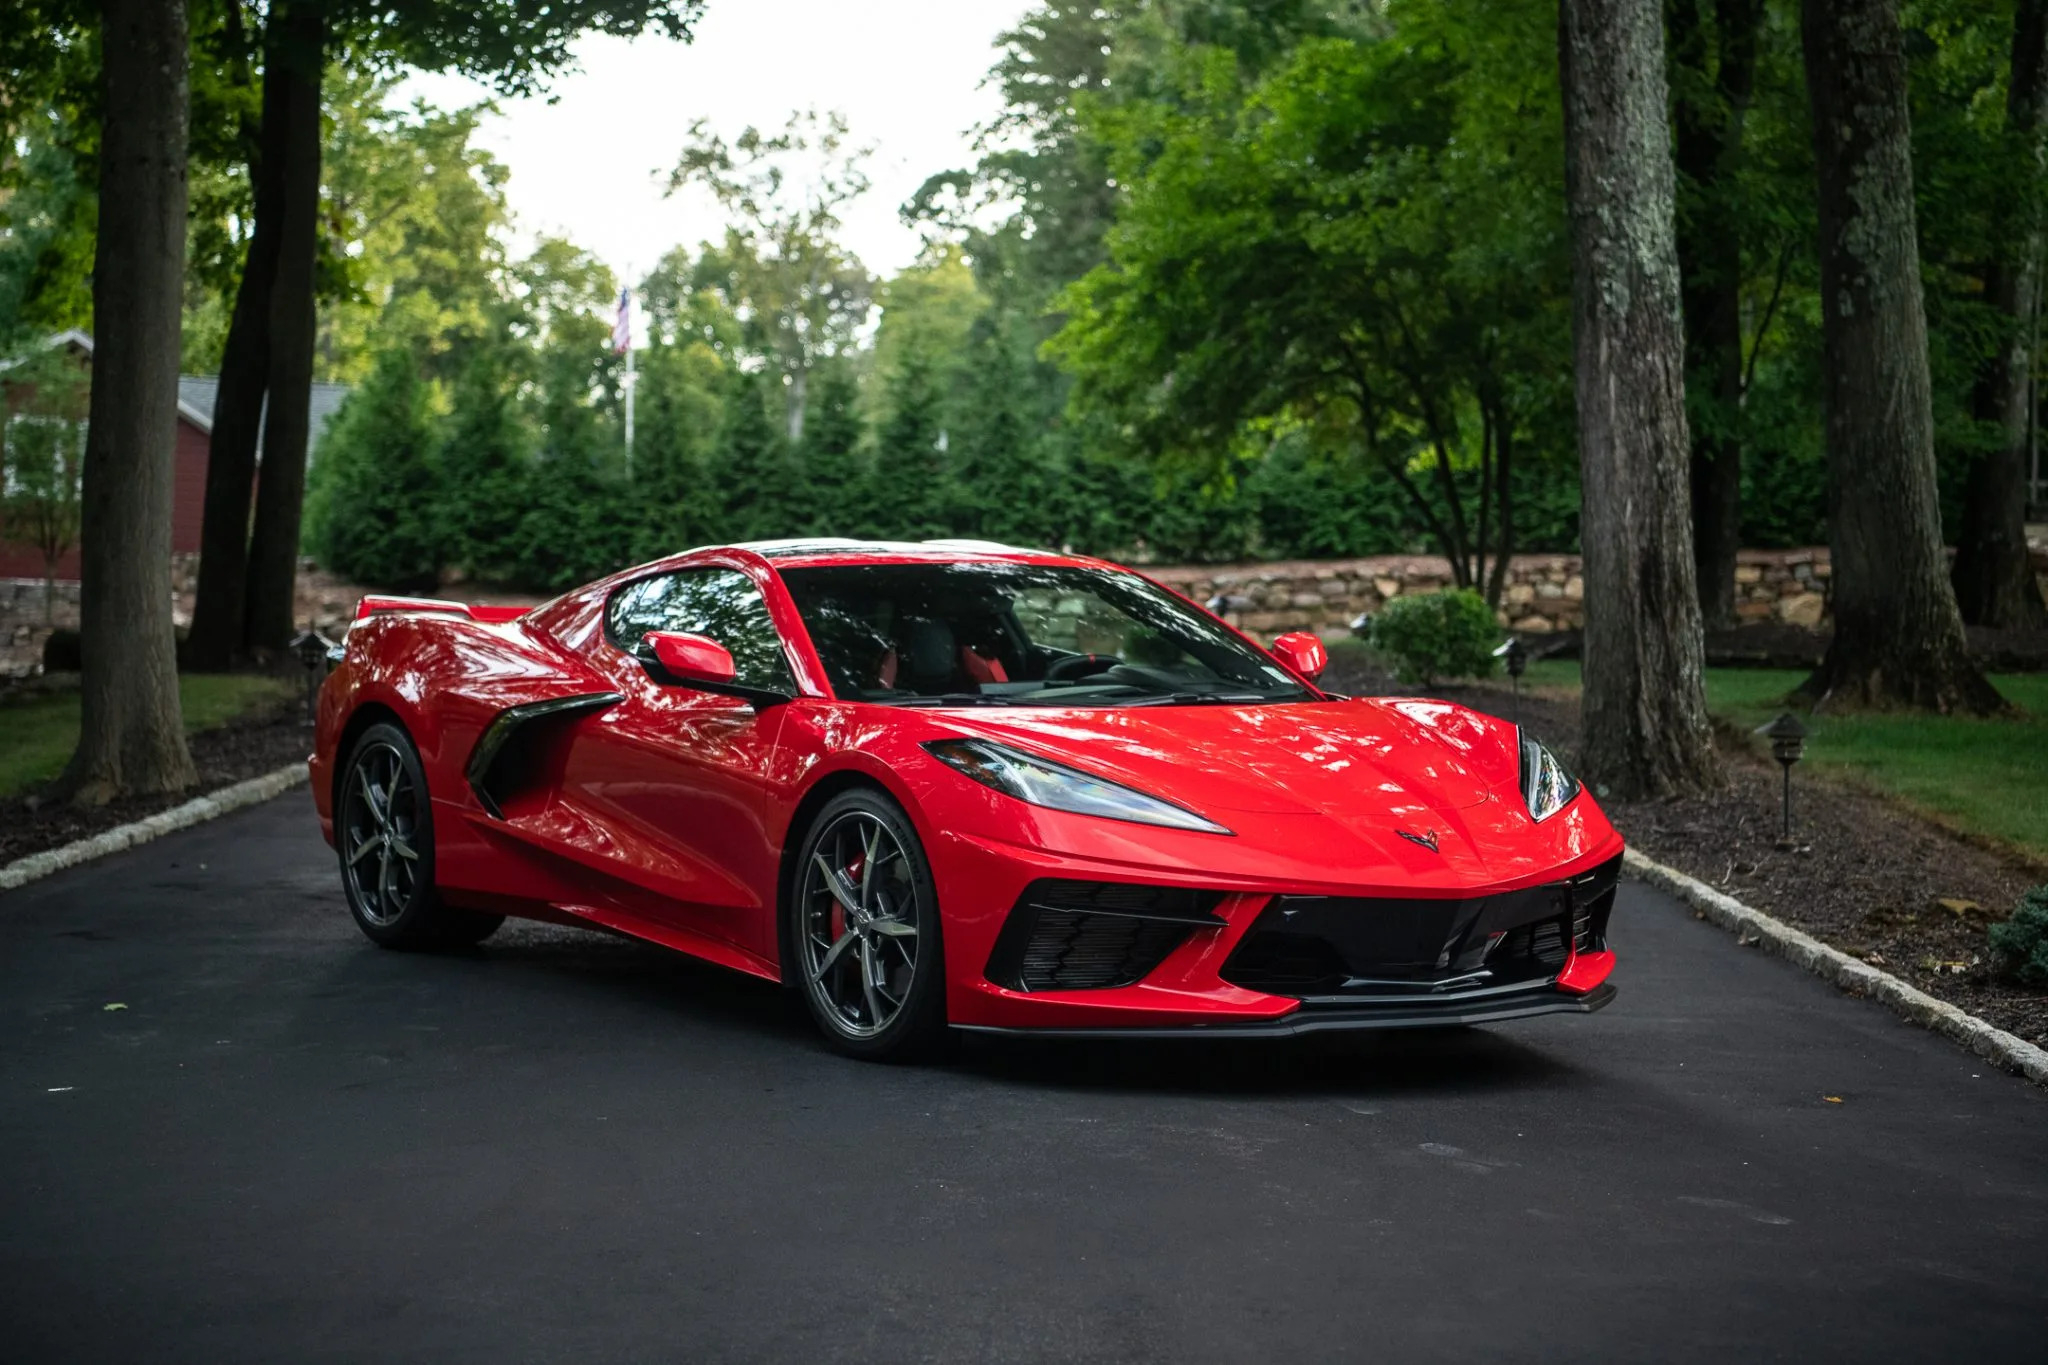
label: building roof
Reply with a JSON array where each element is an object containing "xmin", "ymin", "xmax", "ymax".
[
  {"xmin": 3, "ymin": 330, "xmax": 351, "ymax": 456},
  {"xmin": 177, "ymin": 375, "xmax": 352, "ymax": 460}
]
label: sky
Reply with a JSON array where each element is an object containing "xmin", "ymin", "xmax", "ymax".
[{"xmin": 395, "ymin": 1, "xmax": 1038, "ymax": 286}]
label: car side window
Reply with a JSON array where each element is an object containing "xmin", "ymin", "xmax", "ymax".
[{"xmin": 607, "ymin": 568, "xmax": 796, "ymax": 693}]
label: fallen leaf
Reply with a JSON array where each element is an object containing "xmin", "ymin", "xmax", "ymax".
[
  {"xmin": 1936, "ymin": 897, "xmax": 1982, "ymax": 919},
  {"xmin": 102, "ymin": 1002, "xmax": 127, "ymax": 1012},
  {"xmin": 1823, "ymin": 1096, "xmax": 1843, "ymax": 1104}
]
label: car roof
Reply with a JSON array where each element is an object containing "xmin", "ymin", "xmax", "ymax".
[{"xmin": 720, "ymin": 538, "xmax": 1092, "ymax": 570}]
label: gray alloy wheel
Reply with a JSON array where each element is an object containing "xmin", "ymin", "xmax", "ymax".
[
  {"xmin": 337, "ymin": 722, "xmax": 500, "ymax": 949},
  {"xmin": 792, "ymin": 790, "xmax": 946, "ymax": 1060}
]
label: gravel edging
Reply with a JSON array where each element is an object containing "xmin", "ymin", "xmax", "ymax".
[
  {"xmin": 0, "ymin": 762, "xmax": 308, "ymax": 895},
  {"xmin": 1626, "ymin": 848, "xmax": 2048, "ymax": 1085}
]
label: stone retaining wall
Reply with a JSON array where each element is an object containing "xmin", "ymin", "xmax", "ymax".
[{"xmin": 1149, "ymin": 549, "xmax": 1844, "ymax": 638}]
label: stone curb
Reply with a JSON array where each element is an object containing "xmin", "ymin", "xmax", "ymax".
[
  {"xmin": 0, "ymin": 763, "xmax": 309, "ymax": 895},
  {"xmin": 1624, "ymin": 848, "xmax": 2048, "ymax": 1086}
]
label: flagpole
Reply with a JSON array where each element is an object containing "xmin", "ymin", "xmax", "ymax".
[{"xmin": 624, "ymin": 335, "xmax": 636, "ymax": 474}]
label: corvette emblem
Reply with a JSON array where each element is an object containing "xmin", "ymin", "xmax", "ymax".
[{"xmin": 1397, "ymin": 829, "xmax": 1440, "ymax": 852}]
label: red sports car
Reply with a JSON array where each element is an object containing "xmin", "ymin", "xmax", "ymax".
[{"xmin": 311, "ymin": 539, "xmax": 1623, "ymax": 1060}]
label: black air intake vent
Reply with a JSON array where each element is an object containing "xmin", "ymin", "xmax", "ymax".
[{"xmin": 985, "ymin": 880, "xmax": 1227, "ymax": 992}]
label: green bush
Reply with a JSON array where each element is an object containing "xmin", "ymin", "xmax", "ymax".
[
  {"xmin": 1369, "ymin": 589, "xmax": 1502, "ymax": 686},
  {"xmin": 1987, "ymin": 886, "xmax": 2048, "ymax": 986},
  {"xmin": 307, "ymin": 348, "xmax": 445, "ymax": 591}
]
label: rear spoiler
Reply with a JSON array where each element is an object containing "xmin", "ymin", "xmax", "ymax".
[{"xmin": 352, "ymin": 595, "xmax": 531, "ymax": 625}]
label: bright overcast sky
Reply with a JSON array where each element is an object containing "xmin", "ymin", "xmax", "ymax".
[{"xmin": 394, "ymin": 1, "xmax": 1037, "ymax": 283}]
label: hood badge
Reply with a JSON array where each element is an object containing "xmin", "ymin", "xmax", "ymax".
[{"xmin": 1398, "ymin": 829, "xmax": 1440, "ymax": 853}]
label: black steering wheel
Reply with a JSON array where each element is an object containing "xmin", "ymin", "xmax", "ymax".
[{"xmin": 1044, "ymin": 652, "xmax": 1120, "ymax": 683}]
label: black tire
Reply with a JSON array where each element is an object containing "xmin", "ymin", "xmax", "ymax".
[
  {"xmin": 336, "ymin": 722, "xmax": 503, "ymax": 950},
  {"xmin": 788, "ymin": 788, "xmax": 947, "ymax": 1061}
]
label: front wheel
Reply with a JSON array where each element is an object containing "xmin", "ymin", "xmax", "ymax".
[
  {"xmin": 337, "ymin": 722, "xmax": 502, "ymax": 950},
  {"xmin": 790, "ymin": 789, "xmax": 947, "ymax": 1061}
]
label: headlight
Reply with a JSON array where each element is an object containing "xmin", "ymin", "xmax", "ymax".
[
  {"xmin": 923, "ymin": 738, "xmax": 1233, "ymax": 835},
  {"xmin": 1518, "ymin": 730, "xmax": 1580, "ymax": 823}
]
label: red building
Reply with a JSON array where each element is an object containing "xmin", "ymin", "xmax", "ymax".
[{"xmin": 0, "ymin": 331, "xmax": 347, "ymax": 584}]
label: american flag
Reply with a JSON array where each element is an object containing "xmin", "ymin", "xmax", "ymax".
[{"xmin": 611, "ymin": 287, "xmax": 633, "ymax": 355}]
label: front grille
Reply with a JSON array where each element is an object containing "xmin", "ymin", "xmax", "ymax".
[
  {"xmin": 985, "ymin": 879, "xmax": 1227, "ymax": 992},
  {"xmin": 1221, "ymin": 855, "xmax": 1621, "ymax": 1000}
]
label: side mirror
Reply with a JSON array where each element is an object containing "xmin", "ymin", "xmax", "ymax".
[
  {"xmin": 1270, "ymin": 631, "xmax": 1328, "ymax": 681},
  {"xmin": 642, "ymin": 631, "xmax": 737, "ymax": 686},
  {"xmin": 635, "ymin": 631, "xmax": 790, "ymax": 708}
]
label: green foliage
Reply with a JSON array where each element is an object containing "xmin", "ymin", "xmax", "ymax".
[
  {"xmin": 1988, "ymin": 887, "xmax": 2048, "ymax": 987},
  {"xmin": 306, "ymin": 348, "xmax": 445, "ymax": 591},
  {"xmin": 1369, "ymin": 589, "xmax": 1502, "ymax": 686}
]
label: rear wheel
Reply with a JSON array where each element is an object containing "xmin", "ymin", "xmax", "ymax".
[
  {"xmin": 337, "ymin": 722, "xmax": 502, "ymax": 950},
  {"xmin": 790, "ymin": 789, "xmax": 946, "ymax": 1061}
]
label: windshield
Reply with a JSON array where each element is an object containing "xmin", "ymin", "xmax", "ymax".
[{"xmin": 779, "ymin": 561, "xmax": 1316, "ymax": 707}]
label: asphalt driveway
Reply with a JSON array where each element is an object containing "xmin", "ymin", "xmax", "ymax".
[{"xmin": 1, "ymin": 795, "xmax": 2043, "ymax": 1363}]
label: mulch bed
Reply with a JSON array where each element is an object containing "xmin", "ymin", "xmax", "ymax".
[
  {"xmin": 1323, "ymin": 653, "xmax": 2048, "ymax": 1047},
  {"xmin": 0, "ymin": 707, "xmax": 312, "ymax": 867}
]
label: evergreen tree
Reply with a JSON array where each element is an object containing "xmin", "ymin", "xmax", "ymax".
[
  {"xmin": 307, "ymin": 347, "xmax": 445, "ymax": 590},
  {"xmin": 866, "ymin": 346, "xmax": 951, "ymax": 539},
  {"xmin": 437, "ymin": 341, "xmax": 532, "ymax": 579},
  {"xmin": 799, "ymin": 365, "xmax": 869, "ymax": 537},
  {"xmin": 706, "ymin": 369, "xmax": 787, "ymax": 540}
]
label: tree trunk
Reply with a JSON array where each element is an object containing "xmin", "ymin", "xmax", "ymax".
[
  {"xmin": 185, "ymin": 27, "xmax": 293, "ymax": 672},
  {"xmin": 1669, "ymin": 0, "xmax": 1764, "ymax": 629},
  {"xmin": 1559, "ymin": 0, "xmax": 1720, "ymax": 799},
  {"xmin": 241, "ymin": 1, "xmax": 324, "ymax": 654},
  {"xmin": 786, "ymin": 361, "xmax": 808, "ymax": 445},
  {"xmin": 58, "ymin": 0, "xmax": 197, "ymax": 805},
  {"xmin": 1952, "ymin": 0, "xmax": 2048, "ymax": 629},
  {"xmin": 1800, "ymin": 0, "xmax": 2005, "ymax": 712}
]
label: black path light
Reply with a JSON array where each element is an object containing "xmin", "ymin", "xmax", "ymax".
[
  {"xmin": 1493, "ymin": 636, "xmax": 1529, "ymax": 722},
  {"xmin": 1756, "ymin": 711, "xmax": 1810, "ymax": 849},
  {"xmin": 290, "ymin": 626, "xmax": 338, "ymax": 724}
]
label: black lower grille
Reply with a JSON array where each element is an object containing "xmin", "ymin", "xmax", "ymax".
[
  {"xmin": 1221, "ymin": 855, "xmax": 1622, "ymax": 1000},
  {"xmin": 986, "ymin": 879, "xmax": 1227, "ymax": 992}
]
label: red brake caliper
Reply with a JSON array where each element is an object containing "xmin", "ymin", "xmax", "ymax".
[{"xmin": 832, "ymin": 850, "xmax": 864, "ymax": 941}]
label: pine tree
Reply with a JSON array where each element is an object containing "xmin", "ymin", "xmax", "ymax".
[
  {"xmin": 307, "ymin": 347, "xmax": 445, "ymax": 590},
  {"xmin": 437, "ymin": 344, "xmax": 531, "ymax": 579},
  {"xmin": 707, "ymin": 369, "xmax": 787, "ymax": 540},
  {"xmin": 799, "ymin": 365, "xmax": 868, "ymax": 537},
  {"xmin": 866, "ymin": 346, "xmax": 952, "ymax": 539}
]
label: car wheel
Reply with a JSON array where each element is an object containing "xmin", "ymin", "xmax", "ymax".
[
  {"xmin": 790, "ymin": 788, "xmax": 947, "ymax": 1061},
  {"xmin": 337, "ymin": 722, "xmax": 502, "ymax": 950}
]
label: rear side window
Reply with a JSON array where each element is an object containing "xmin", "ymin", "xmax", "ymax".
[{"xmin": 607, "ymin": 568, "xmax": 795, "ymax": 693}]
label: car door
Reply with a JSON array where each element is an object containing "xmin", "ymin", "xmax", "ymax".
[{"xmin": 563, "ymin": 565, "xmax": 797, "ymax": 963}]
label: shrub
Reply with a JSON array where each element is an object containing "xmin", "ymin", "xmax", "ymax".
[
  {"xmin": 306, "ymin": 348, "xmax": 444, "ymax": 591},
  {"xmin": 1988, "ymin": 886, "xmax": 2048, "ymax": 986},
  {"xmin": 1369, "ymin": 589, "xmax": 1501, "ymax": 686}
]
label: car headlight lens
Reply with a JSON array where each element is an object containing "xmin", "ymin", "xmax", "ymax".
[
  {"xmin": 923, "ymin": 738, "xmax": 1233, "ymax": 835},
  {"xmin": 1519, "ymin": 730, "xmax": 1580, "ymax": 823}
]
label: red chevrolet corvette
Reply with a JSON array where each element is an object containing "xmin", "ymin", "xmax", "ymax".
[{"xmin": 311, "ymin": 539, "xmax": 1623, "ymax": 1060}]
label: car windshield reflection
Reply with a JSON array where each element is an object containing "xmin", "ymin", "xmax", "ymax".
[{"xmin": 778, "ymin": 562, "xmax": 1316, "ymax": 707}]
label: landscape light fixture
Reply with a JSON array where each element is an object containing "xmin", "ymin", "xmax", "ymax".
[
  {"xmin": 291, "ymin": 627, "xmax": 336, "ymax": 724},
  {"xmin": 1493, "ymin": 636, "xmax": 1529, "ymax": 722},
  {"xmin": 1756, "ymin": 711, "xmax": 1809, "ymax": 849}
]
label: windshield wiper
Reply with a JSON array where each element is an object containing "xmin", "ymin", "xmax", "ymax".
[
  {"xmin": 878, "ymin": 693, "xmax": 1058, "ymax": 708},
  {"xmin": 1112, "ymin": 691, "xmax": 1280, "ymax": 707}
]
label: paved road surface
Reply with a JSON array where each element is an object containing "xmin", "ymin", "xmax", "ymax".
[{"xmin": 1, "ymin": 796, "xmax": 2043, "ymax": 1363}]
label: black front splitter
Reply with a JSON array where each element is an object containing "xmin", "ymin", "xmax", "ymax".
[{"xmin": 953, "ymin": 982, "xmax": 1617, "ymax": 1040}]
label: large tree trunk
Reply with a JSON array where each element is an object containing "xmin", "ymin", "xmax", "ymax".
[
  {"xmin": 1560, "ymin": 0, "xmax": 1720, "ymax": 799},
  {"xmin": 1669, "ymin": 0, "xmax": 1764, "ymax": 629},
  {"xmin": 185, "ymin": 30, "xmax": 293, "ymax": 672},
  {"xmin": 58, "ymin": 0, "xmax": 197, "ymax": 804},
  {"xmin": 1800, "ymin": 0, "xmax": 2005, "ymax": 712},
  {"xmin": 241, "ymin": 1, "xmax": 324, "ymax": 654},
  {"xmin": 1952, "ymin": 0, "xmax": 2048, "ymax": 629}
]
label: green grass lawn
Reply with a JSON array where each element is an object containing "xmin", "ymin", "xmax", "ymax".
[
  {"xmin": 1519, "ymin": 660, "xmax": 2048, "ymax": 863},
  {"xmin": 0, "ymin": 675, "xmax": 295, "ymax": 799}
]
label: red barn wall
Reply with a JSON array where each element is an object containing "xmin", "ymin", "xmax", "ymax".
[{"xmin": 0, "ymin": 413, "xmax": 210, "ymax": 583}]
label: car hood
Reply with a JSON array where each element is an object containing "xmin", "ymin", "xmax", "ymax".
[{"xmin": 934, "ymin": 699, "xmax": 1509, "ymax": 820}]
